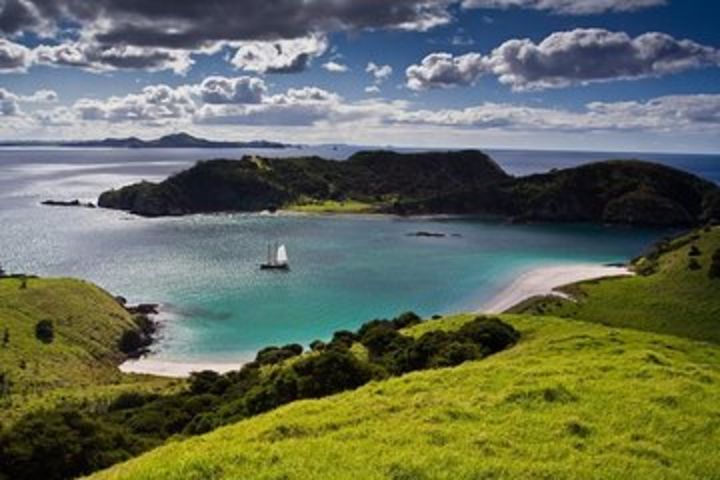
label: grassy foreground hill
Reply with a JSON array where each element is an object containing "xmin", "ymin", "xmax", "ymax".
[
  {"xmin": 510, "ymin": 226, "xmax": 720, "ymax": 343},
  {"xmin": 91, "ymin": 314, "xmax": 720, "ymax": 480}
]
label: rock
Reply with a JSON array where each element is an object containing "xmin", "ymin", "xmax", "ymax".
[
  {"xmin": 41, "ymin": 199, "xmax": 96, "ymax": 208},
  {"xmin": 408, "ymin": 231, "xmax": 447, "ymax": 238},
  {"xmin": 126, "ymin": 303, "xmax": 159, "ymax": 315}
]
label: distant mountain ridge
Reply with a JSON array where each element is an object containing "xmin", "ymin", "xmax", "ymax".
[
  {"xmin": 0, "ymin": 132, "xmax": 289, "ymax": 149},
  {"xmin": 97, "ymin": 150, "xmax": 720, "ymax": 226}
]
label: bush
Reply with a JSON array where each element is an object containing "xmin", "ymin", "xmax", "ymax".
[
  {"xmin": 688, "ymin": 258, "xmax": 702, "ymax": 271},
  {"xmin": 118, "ymin": 329, "xmax": 146, "ymax": 354},
  {"xmin": 292, "ymin": 350, "xmax": 373, "ymax": 398},
  {"xmin": 710, "ymin": 248, "xmax": 720, "ymax": 279},
  {"xmin": 456, "ymin": 317, "xmax": 520, "ymax": 354},
  {"xmin": 109, "ymin": 392, "xmax": 158, "ymax": 411},
  {"xmin": 255, "ymin": 344, "xmax": 303, "ymax": 366},
  {"xmin": 35, "ymin": 319, "xmax": 54, "ymax": 344},
  {"xmin": 689, "ymin": 245, "xmax": 702, "ymax": 257},
  {"xmin": 189, "ymin": 370, "xmax": 230, "ymax": 395}
]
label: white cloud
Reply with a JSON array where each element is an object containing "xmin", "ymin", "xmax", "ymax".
[
  {"xmin": 461, "ymin": 0, "xmax": 666, "ymax": 15},
  {"xmin": 74, "ymin": 85, "xmax": 196, "ymax": 123},
  {"xmin": 0, "ymin": 38, "xmax": 32, "ymax": 72},
  {"xmin": 365, "ymin": 85, "xmax": 381, "ymax": 95},
  {"xmin": 197, "ymin": 76, "xmax": 266, "ymax": 104},
  {"xmin": 322, "ymin": 61, "xmax": 349, "ymax": 73},
  {"xmin": 230, "ymin": 35, "xmax": 328, "ymax": 74},
  {"xmin": 366, "ymin": 62, "xmax": 394, "ymax": 84},
  {"xmin": 20, "ymin": 89, "xmax": 58, "ymax": 103},
  {"xmin": 406, "ymin": 29, "xmax": 720, "ymax": 91},
  {"xmin": 0, "ymin": 88, "xmax": 21, "ymax": 116},
  {"xmin": 406, "ymin": 52, "xmax": 486, "ymax": 90},
  {"xmin": 33, "ymin": 42, "xmax": 193, "ymax": 74}
]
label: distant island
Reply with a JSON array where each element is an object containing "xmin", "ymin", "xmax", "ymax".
[
  {"xmin": 0, "ymin": 132, "xmax": 289, "ymax": 149},
  {"xmin": 98, "ymin": 150, "xmax": 720, "ymax": 226}
]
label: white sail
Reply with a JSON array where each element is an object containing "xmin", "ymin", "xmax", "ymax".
[{"xmin": 276, "ymin": 244, "xmax": 288, "ymax": 265}]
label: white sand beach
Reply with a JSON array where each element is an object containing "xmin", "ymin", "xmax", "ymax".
[
  {"xmin": 122, "ymin": 263, "xmax": 631, "ymax": 377},
  {"xmin": 480, "ymin": 264, "xmax": 632, "ymax": 314},
  {"xmin": 120, "ymin": 358, "xmax": 249, "ymax": 378}
]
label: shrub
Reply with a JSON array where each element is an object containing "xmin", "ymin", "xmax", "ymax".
[
  {"xmin": 293, "ymin": 350, "xmax": 373, "ymax": 399},
  {"xmin": 189, "ymin": 370, "xmax": 230, "ymax": 395},
  {"xmin": 688, "ymin": 245, "xmax": 701, "ymax": 257},
  {"xmin": 118, "ymin": 329, "xmax": 145, "ymax": 354},
  {"xmin": 255, "ymin": 344, "xmax": 303, "ymax": 366},
  {"xmin": 109, "ymin": 392, "xmax": 158, "ymax": 411},
  {"xmin": 456, "ymin": 317, "xmax": 520, "ymax": 354},
  {"xmin": 360, "ymin": 325, "xmax": 412, "ymax": 362},
  {"xmin": 392, "ymin": 311, "xmax": 422, "ymax": 329},
  {"xmin": 710, "ymin": 248, "xmax": 720, "ymax": 279},
  {"xmin": 309, "ymin": 339, "xmax": 326, "ymax": 352},
  {"xmin": 327, "ymin": 330, "xmax": 357, "ymax": 350},
  {"xmin": 35, "ymin": 319, "xmax": 54, "ymax": 344},
  {"xmin": 688, "ymin": 258, "xmax": 702, "ymax": 271},
  {"xmin": 2, "ymin": 327, "xmax": 8, "ymax": 347}
]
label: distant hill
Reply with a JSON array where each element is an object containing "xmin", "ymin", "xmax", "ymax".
[
  {"xmin": 98, "ymin": 150, "xmax": 720, "ymax": 226},
  {"xmin": 0, "ymin": 132, "xmax": 288, "ymax": 149}
]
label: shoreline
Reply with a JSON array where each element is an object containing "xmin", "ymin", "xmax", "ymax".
[
  {"xmin": 479, "ymin": 263, "xmax": 633, "ymax": 314},
  {"xmin": 121, "ymin": 262, "xmax": 632, "ymax": 378}
]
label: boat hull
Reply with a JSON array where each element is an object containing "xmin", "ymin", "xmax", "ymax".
[{"xmin": 260, "ymin": 263, "xmax": 290, "ymax": 271}]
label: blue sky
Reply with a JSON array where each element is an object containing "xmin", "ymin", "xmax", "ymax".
[{"xmin": 1, "ymin": 0, "xmax": 719, "ymax": 152}]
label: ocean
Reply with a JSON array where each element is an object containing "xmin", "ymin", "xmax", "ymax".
[{"xmin": 1, "ymin": 146, "xmax": 715, "ymax": 363}]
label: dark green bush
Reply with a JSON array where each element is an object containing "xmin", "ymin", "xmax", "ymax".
[
  {"xmin": 688, "ymin": 258, "xmax": 702, "ymax": 271},
  {"xmin": 688, "ymin": 245, "xmax": 701, "ymax": 257},
  {"xmin": 35, "ymin": 319, "xmax": 54, "ymax": 344},
  {"xmin": 118, "ymin": 329, "xmax": 144, "ymax": 354},
  {"xmin": 710, "ymin": 248, "xmax": 720, "ymax": 279},
  {"xmin": 293, "ymin": 350, "xmax": 373, "ymax": 398},
  {"xmin": 108, "ymin": 392, "xmax": 158, "ymax": 411}
]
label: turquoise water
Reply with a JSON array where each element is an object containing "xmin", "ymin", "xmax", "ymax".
[{"xmin": 0, "ymin": 147, "xmax": 680, "ymax": 362}]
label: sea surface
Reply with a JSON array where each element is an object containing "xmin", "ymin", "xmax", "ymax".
[{"xmin": 1, "ymin": 146, "xmax": 716, "ymax": 363}]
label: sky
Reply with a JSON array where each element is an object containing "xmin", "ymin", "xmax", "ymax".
[{"xmin": 0, "ymin": 0, "xmax": 719, "ymax": 153}]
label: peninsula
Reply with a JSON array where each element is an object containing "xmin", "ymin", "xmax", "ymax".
[{"xmin": 98, "ymin": 150, "xmax": 720, "ymax": 226}]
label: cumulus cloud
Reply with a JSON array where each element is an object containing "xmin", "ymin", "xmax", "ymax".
[
  {"xmin": 73, "ymin": 85, "xmax": 196, "ymax": 123},
  {"xmin": 230, "ymin": 35, "xmax": 328, "ymax": 74},
  {"xmin": 20, "ymin": 89, "xmax": 57, "ymax": 103},
  {"xmin": 461, "ymin": 0, "xmax": 666, "ymax": 15},
  {"xmin": 406, "ymin": 52, "xmax": 485, "ymax": 90},
  {"xmin": 366, "ymin": 62, "xmax": 394, "ymax": 84},
  {"xmin": 0, "ymin": 0, "xmax": 455, "ymax": 48},
  {"xmin": 197, "ymin": 76, "xmax": 266, "ymax": 104},
  {"xmin": 0, "ymin": 38, "xmax": 31, "ymax": 71},
  {"xmin": 0, "ymin": 88, "xmax": 20, "ymax": 116},
  {"xmin": 322, "ymin": 61, "xmax": 349, "ymax": 73},
  {"xmin": 33, "ymin": 42, "xmax": 192, "ymax": 74},
  {"xmin": 406, "ymin": 29, "xmax": 720, "ymax": 91},
  {"xmin": 391, "ymin": 94, "xmax": 720, "ymax": 132}
]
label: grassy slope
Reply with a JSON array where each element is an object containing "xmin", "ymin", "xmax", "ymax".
[
  {"xmin": 286, "ymin": 199, "xmax": 380, "ymax": 214},
  {"xmin": 92, "ymin": 314, "xmax": 720, "ymax": 480},
  {"xmin": 0, "ymin": 276, "xmax": 138, "ymax": 393},
  {"xmin": 509, "ymin": 226, "xmax": 720, "ymax": 343}
]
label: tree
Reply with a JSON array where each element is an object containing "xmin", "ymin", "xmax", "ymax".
[{"xmin": 35, "ymin": 320, "xmax": 54, "ymax": 343}]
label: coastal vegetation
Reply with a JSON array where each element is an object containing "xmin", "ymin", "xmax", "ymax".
[
  {"xmin": 509, "ymin": 225, "xmax": 720, "ymax": 343},
  {"xmin": 98, "ymin": 151, "xmax": 720, "ymax": 226},
  {"xmin": 0, "ymin": 313, "xmax": 519, "ymax": 480}
]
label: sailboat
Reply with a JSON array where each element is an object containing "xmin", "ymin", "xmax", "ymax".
[{"xmin": 261, "ymin": 242, "xmax": 290, "ymax": 270}]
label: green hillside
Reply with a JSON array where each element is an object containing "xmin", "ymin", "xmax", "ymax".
[
  {"xmin": 510, "ymin": 226, "xmax": 720, "ymax": 343},
  {"xmin": 91, "ymin": 314, "xmax": 720, "ymax": 480},
  {"xmin": 0, "ymin": 276, "xmax": 141, "ymax": 394}
]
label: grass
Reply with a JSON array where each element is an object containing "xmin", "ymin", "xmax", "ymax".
[
  {"xmin": 286, "ymin": 199, "xmax": 380, "ymax": 214},
  {"xmin": 91, "ymin": 314, "xmax": 720, "ymax": 480},
  {"xmin": 509, "ymin": 226, "xmax": 720, "ymax": 343},
  {"xmin": 0, "ymin": 276, "xmax": 179, "ymax": 426}
]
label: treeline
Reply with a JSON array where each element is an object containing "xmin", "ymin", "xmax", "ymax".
[{"xmin": 0, "ymin": 313, "xmax": 519, "ymax": 480}]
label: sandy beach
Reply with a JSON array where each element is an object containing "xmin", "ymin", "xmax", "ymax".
[
  {"xmin": 480, "ymin": 263, "xmax": 632, "ymax": 314},
  {"xmin": 120, "ymin": 357, "xmax": 250, "ymax": 378}
]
